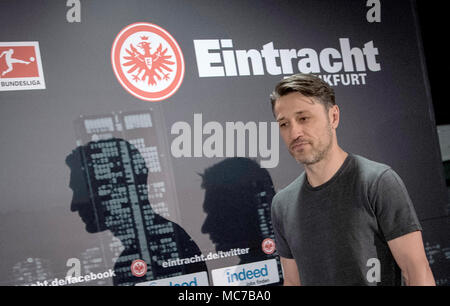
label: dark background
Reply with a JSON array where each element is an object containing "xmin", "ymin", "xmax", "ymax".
[
  {"xmin": 416, "ymin": 1, "xmax": 449, "ymax": 287},
  {"xmin": 417, "ymin": 1, "xmax": 449, "ymax": 126}
]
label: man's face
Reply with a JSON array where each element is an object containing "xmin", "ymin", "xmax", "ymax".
[{"xmin": 274, "ymin": 92, "xmax": 335, "ymax": 165}]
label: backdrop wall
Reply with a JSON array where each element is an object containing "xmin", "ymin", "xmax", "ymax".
[{"xmin": 0, "ymin": 0, "xmax": 448, "ymax": 286}]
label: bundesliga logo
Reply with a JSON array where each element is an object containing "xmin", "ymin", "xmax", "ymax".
[
  {"xmin": 0, "ymin": 41, "xmax": 45, "ymax": 91},
  {"xmin": 111, "ymin": 22, "xmax": 185, "ymax": 102}
]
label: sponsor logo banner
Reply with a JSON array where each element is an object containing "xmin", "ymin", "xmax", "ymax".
[
  {"xmin": 0, "ymin": 42, "xmax": 45, "ymax": 91},
  {"xmin": 135, "ymin": 271, "xmax": 209, "ymax": 286},
  {"xmin": 211, "ymin": 259, "xmax": 279, "ymax": 286}
]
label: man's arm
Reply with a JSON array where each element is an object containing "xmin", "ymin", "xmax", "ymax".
[
  {"xmin": 280, "ymin": 257, "xmax": 301, "ymax": 286},
  {"xmin": 387, "ymin": 230, "xmax": 435, "ymax": 286}
]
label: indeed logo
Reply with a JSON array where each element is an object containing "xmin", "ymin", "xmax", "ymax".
[
  {"xmin": 226, "ymin": 264, "xmax": 268, "ymax": 284},
  {"xmin": 170, "ymin": 113, "xmax": 279, "ymax": 168},
  {"xmin": 212, "ymin": 259, "xmax": 279, "ymax": 286},
  {"xmin": 169, "ymin": 277, "xmax": 199, "ymax": 286}
]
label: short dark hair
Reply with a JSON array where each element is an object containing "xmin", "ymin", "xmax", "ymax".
[{"xmin": 270, "ymin": 73, "xmax": 335, "ymax": 115}]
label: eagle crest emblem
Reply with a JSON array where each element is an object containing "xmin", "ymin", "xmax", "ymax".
[
  {"xmin": 122, "ymin": 36, "xmax": 174, "ymax": 86},
  {"xmin": 111, "ymin": 23, "xmax": 185, "ymax": 102}
]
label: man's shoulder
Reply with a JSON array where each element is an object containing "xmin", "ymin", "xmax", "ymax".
[
  {"xmin": 351, "ymin": 154, "xmax": 392, "ymax": 182},
  {"xmin": 272, "ymin": 173, "xmax": 305, "ymax": 209}
]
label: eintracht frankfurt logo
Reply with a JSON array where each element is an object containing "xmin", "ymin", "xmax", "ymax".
[
  {"xmin": 131, "ymin": 259, "xmax": 147, "ymax": 277},
  {"xmin": 111, "ymin": 23, "xmax": 184, "ymax": 102},
  {"xmin": 262, "ymin": 238, "xmax": 276, "ymax": 255}
]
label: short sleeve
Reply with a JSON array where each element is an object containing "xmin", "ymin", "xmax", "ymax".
[
  {"xmin": 271, "ymin": 196, "xmax": 294, "ymax": 259},
  {"xmin": 372, "ymin": 169, "xmax": 422, "ymax": 242}
]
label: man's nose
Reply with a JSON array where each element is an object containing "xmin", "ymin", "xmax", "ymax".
[{"xmin": 289, "ymin": 122, "xmax": 304, "ymax": 141}]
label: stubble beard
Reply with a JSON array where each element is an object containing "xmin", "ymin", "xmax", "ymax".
[{"xmin": 292, "ymin": 124, "xmax": 334, "ymax": 166}]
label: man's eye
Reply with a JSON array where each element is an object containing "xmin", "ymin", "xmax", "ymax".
[
  {"xmin": 300, "ymin": 117, "xmax": 309, "ymax": 122},
  {"xmin": 279, "ymin": 122, "xmax": 288, "ymax": 127}
]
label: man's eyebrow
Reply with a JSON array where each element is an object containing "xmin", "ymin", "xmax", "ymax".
[{"xmin": 276, "ymin": 110, "xmax": 310, "ymax": 121}]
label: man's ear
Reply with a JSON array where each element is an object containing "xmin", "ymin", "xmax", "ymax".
[{"xmin": 329, "ymin": 105, "xmax": 340, "ymax": 129}]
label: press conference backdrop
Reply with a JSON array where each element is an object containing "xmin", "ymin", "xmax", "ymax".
[{"xmin": 0, "ymin": 0, "xmax": 448, "ymax": 286}]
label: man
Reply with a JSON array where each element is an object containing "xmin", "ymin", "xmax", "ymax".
[{"xmin": 270, "ymin": 73, "xmax": 435, "ymax": 286}]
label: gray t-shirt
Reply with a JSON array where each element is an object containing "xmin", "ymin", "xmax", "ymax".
[{"xmin": 271, "ymin": 153, "xmax": 422, "ymax": 286}]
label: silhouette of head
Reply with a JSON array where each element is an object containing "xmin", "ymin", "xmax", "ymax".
[
  {"xmin": 66, "ymin": 138, "xmax": 148, "ymax": 235},
  {"xmin": 66, "ymin": 137, "xmax": 209, "ymax": 285},
  {"xmin": 200, "ymin": 158, "xmax": 275, "ymax": 252}
]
